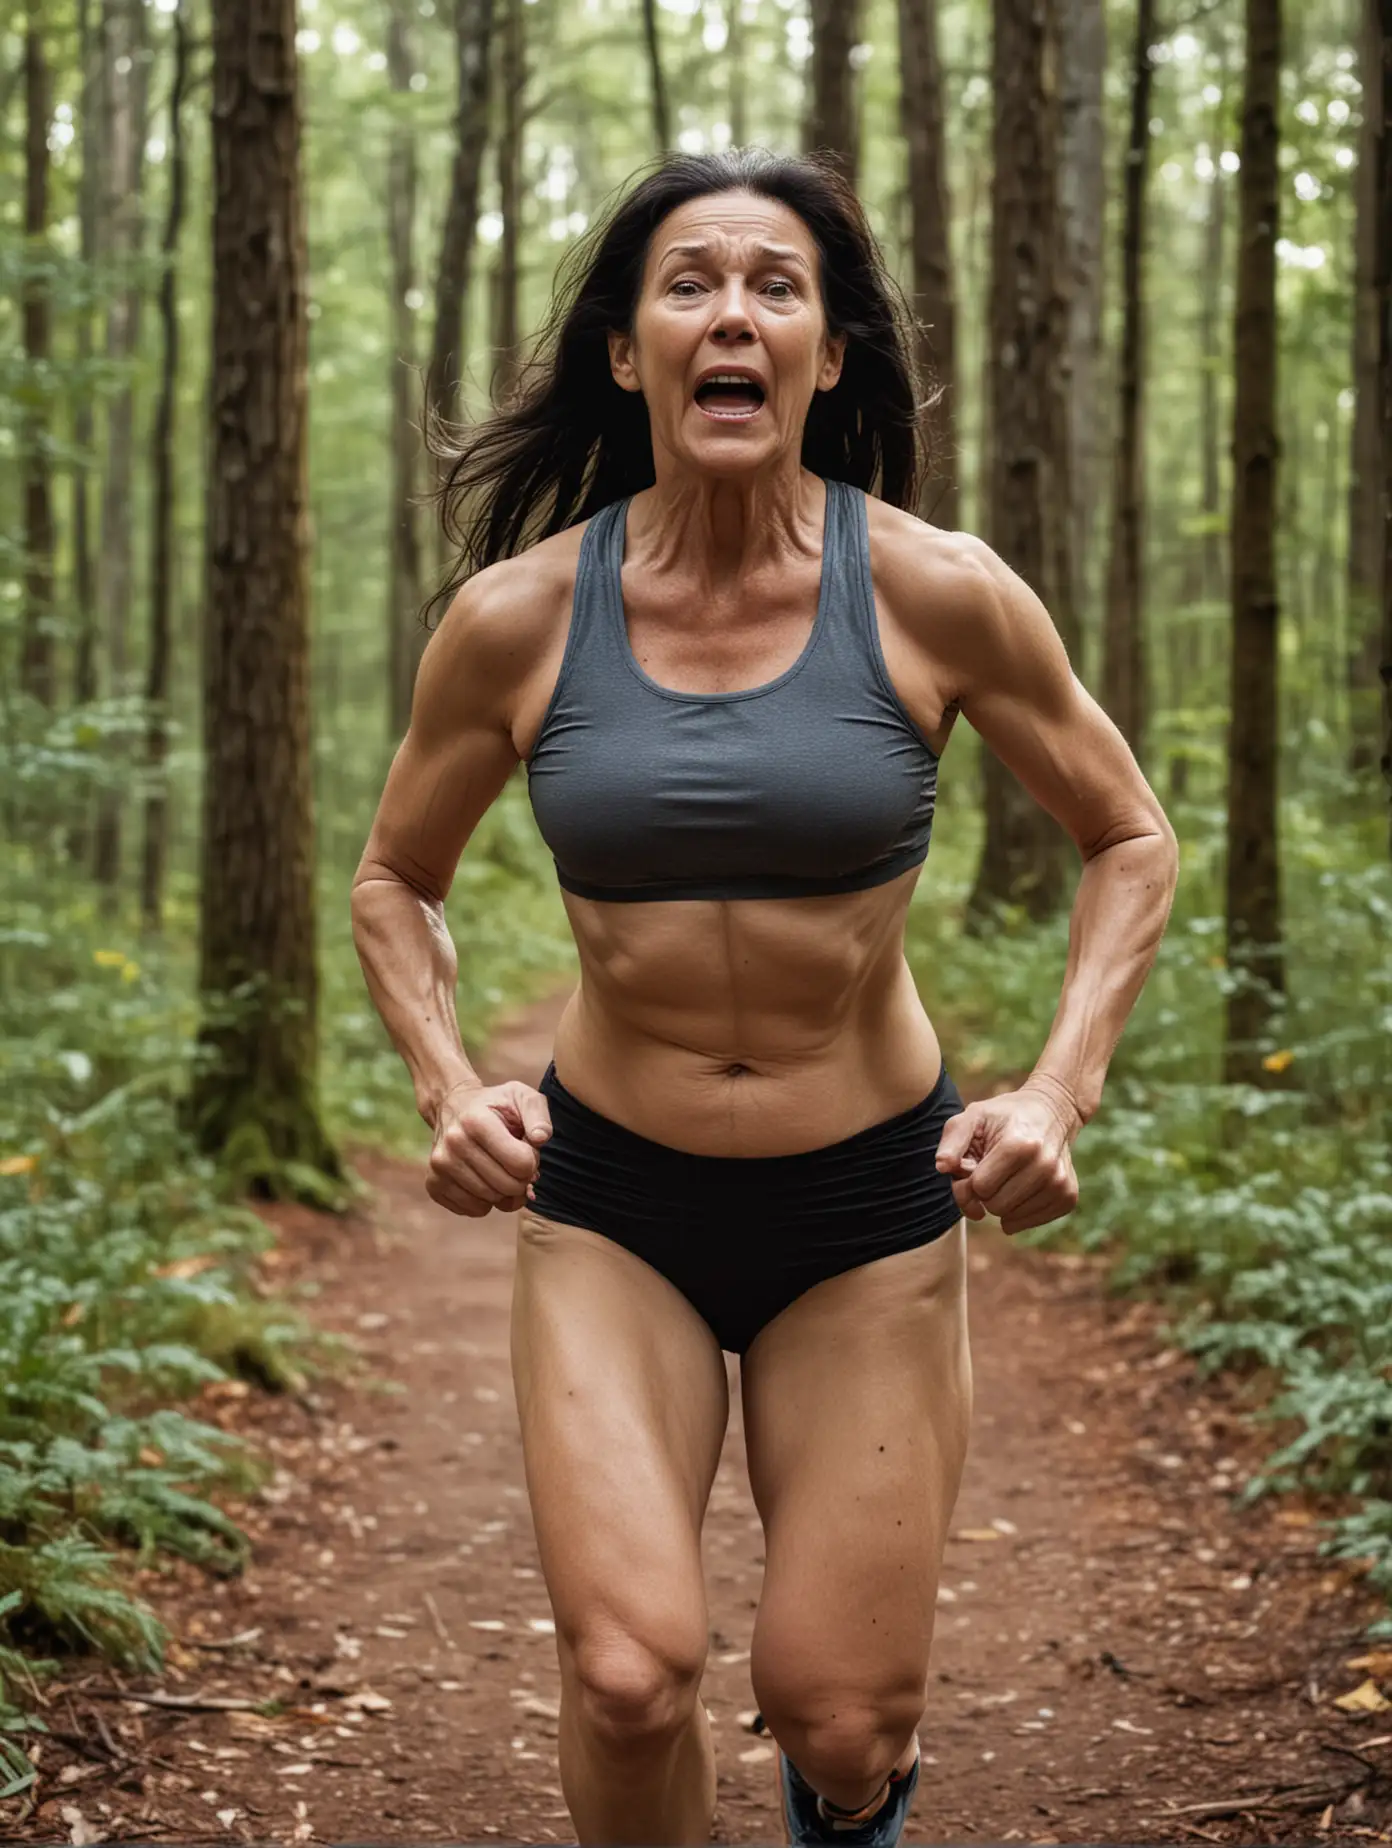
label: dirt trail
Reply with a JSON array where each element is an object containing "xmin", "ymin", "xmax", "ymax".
[{"xmin": 11, "ymin": 985, "xmax": 1392, "ymax": 1847}]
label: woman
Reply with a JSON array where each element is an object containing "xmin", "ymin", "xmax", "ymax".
[{"xmin": 352, "ymin": 150, "xmax": 1178, "ymax": 1847}]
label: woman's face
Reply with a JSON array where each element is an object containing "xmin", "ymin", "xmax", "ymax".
[{"xmin": 609, "ymin": 188, "xmax": 846, "ymax": 481}]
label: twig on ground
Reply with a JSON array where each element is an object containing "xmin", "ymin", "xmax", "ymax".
[
  {"xmin": 83, "ymin": 1689, "xmax": 278, "ymax": 1714},
  {"xmin": 423, "ymin": 1590, "xmax": 455, "ymax": 1651}
]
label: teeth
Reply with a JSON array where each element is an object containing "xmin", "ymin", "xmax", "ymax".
[{"xmin": 701, "ymin": 374, "xmax": 760, "ymax": 388}]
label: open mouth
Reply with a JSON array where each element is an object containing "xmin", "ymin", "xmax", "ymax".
[{"xmin": 693, "ymin": 373, "xmax": 767, "ymax": 420}]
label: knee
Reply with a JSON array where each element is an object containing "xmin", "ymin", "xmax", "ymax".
[
  {"xmin": 567, "ymin": 1619, "xmax": 707, "ymax": 1748},
  {"xmin": 758, "ymin": 1686, "xmax": 922, "ymax": 1785}
]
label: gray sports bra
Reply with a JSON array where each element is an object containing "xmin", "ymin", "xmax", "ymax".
[{"xmin": 525, "ymin": 478, "xmax": 941, "ymax": 903}]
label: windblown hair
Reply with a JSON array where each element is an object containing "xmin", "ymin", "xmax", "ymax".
[{"xmin": 423, "ymin": 148, "xmax": 935, "ymax": 625}]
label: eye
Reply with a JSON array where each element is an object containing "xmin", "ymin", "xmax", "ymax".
[
  {"xmin": 670, "ymin": 278, "xmax": 705, "ymax": 298},
  {"xmin": 763, "ymin": 277, "xmax": 798, "ymax": 300}
]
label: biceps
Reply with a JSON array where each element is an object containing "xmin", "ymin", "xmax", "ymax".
[
  {"xmin": 356, "ymin": 721, "xmax": 520, "ymax": 903},
  {"xmin": 963, "ymin": 677, "xmax": 1164, "ymax": 853}
]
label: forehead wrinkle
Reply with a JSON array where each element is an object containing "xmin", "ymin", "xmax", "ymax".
[{"xmin": 654, "ymin": 237, "xmax": 813, "ymax": 270}]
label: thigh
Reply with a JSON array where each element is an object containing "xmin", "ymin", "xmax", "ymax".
[
  {"xmin": 740, "ymin": 1222, "xmax": 972, "ymax": 1709},
  {"xmin": 510, "ymin": 1207, "xmax": 731, "ymax": 1681}
]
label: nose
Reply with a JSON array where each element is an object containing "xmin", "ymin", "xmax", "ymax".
[{"xmin": 709, "ymin": 278, "xmax": 757, "ymax": 344}]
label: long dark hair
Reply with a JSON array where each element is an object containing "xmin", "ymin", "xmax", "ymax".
[{"xmin": 423, "ymin": 149, "xmax": 934, "ymax": 625}]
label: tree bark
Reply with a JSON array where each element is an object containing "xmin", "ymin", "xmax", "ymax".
[
  {"xmin": 1196, "ymin": 36, "xmax": 1230, "ymax": 614},
  {"xmin": 1057, "ymin": 0, "xmax": 1105, "ymax": 666},
  {"xmin": 20, "ymin": 4, "xmax": 55, "ymax": 709},
  {"xmin": 1349, "ymin": 0, "xmax": 1385, "ymax": 769},
  {"xmin": 425, "ymin": 0, "xmax": 496, "ymax": 577},
  {"xmin": 140, "ymin": 0, "xmax": 187, "ymax": 934},
  {"xmin": 1101, "ymin": 0, "xmax": 1154, "ymax": 759},
  {"xmin": 490, "ymin": 0, "xmax": 525, "ymax": 403},
  {"xmin": 1376, "ymin": 0, "xmax": 1392, "ymax": 850},
  {"xmin": 92, "ymin": 0, "xmax": 149, "ymax": 903},
  {"xmin": 641, "ymin": 0, "xmax": 669, "ymax": 154},
  {"xmin": 804, "ymin": 0, "xmax": 865, "ymax": 185},
  {"xmin": 193, "ymin": 0, "xmax": 340, "ymax": 1190},
  {"xmin": 966, "ymin": 0, "xmax": 1072, "ymax": 928},
  {"xmin": 897, "ymin": 0, "xmax": 958, "ymax": 531},
  {"xmin": 1222, "ymin": 0, "xmax": 1284, "ymax": 1084},
  {"xmin": 66, "ymin": 0, "xmax": 101, "ymax": 865},
  {"xmin": 386, "ymin": 0, "xmax": 423, "ymax": 738}
]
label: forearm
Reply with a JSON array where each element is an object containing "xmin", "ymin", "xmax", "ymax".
[
  {"xmin": 1021, "ymin": 823, "xmax": 1179, "ymax": 1130},
  {"xmin": 350, "ymin": 874, "xmax": 483, "ymax": 1128}
]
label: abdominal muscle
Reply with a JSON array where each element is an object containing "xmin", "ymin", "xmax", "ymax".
[{"xmin": 547, "ymin": 862, "xmax": 947, "ymax": 1157}]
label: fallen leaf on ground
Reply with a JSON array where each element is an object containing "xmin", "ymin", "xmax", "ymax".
[
  {"xmin": 341, "ymin": 1689, "xmax": 392, "ymax": 1712},
  {"xmin": 1334, "ymin": 1679, "xmax": 1391, "ymax": 1714},
  {"xmin": 1345, "ymin": 1651, "xmax": 1392, "ymax": 1678},
  {"xmin": 954, "ymin": 1528, "xmax": 1004, "ymax": 1543},
  {"xmin": 739, "ymin": 1744, "xmax": 774, "ymax": 1764}
]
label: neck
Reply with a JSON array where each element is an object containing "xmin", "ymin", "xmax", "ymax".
[{"xmin": 630, "ymin": 457, "xmax": 824, "ymax": 584}]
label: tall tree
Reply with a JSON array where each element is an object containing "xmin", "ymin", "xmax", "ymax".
[
  {"xmin": 93, "ymin": 0, "xmax": 149, "ymax": 903},
  {"xmin": 490, "ymin": 0, "xmax": 526, "ymax": 403},
  {"xmin": 140, "ymin": 0, "xmax": 188, "ymax": 933},
  {"xmin": 19, "ymin": 3, "xmax": 55, "ymax": 709},
  {"xmin": 966, "ymin": 0, "xmax": 1072, "ymax": 927},
  {"xmin": 726, "ymin": 0, "xmax": 747, "ymax": 148},
  {"xmin": 1195, "ymin": 32, "xmax": 1231, "ymax": 614},
  {"xmin": 897, "ymin": 0, "xmax": 958, "ymax": 530},
  {"xmin": 1222, "ymin": 0, "xmax": 1284, "ymax": 1083},
  {"xmin": 641, "ymin": 0, "xmax": 670, "ymax": 154},
  {"xmin": 1349, "ymin": 0, "xmax": 1385, "ymax": 769},
  {"xmin": 1101, "ymin": 0, "xmax": 1155, "ymax": 758},
  {"xmin": 386, "ymin": 0, "xmax": 423, "ymax": 738},
  {"xmin": 193, "ymin": 0, "xmax": 340, "ymax": 1189},
  {"xmin": 804, "ymin": 0, "xmax": 865, "ymax": 184},
  {"xmin": 1376, "ymin": 0, "xmax": 1392, "ymax": 848},
  {"xmin": 1058, "ymin": 0, "xmax": 1106, "ymax": 663},
  {"xmin": 425, "ymin": 0, "xmax": 496, "ymax": 576}
]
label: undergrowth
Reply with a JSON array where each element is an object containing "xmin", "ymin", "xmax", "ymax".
[
  {"xmin": 0, "ymin": 761, "xmax": 572, "ymax": 1793},
  {"xmin": 908, "ymin": 765, "xmax": 1392, "ymax": 1628}
]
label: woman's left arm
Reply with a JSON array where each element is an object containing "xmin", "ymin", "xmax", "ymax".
[{"xmin": 912, "ymin": 534, "xmax": 1181, "ymax": 1235}]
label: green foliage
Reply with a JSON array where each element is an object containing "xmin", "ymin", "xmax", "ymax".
[{"xmin": 908, "ymin": 788, "xmax": 1392, "ymax": 1618}]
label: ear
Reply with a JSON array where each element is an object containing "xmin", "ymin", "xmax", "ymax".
[
  {"xmin": 816, "ymin": 331, "xmax": 847, "ymax": 393},
  {"xmin": 608, "ymin": 328, "xmax": 643, "ymax": 395}
]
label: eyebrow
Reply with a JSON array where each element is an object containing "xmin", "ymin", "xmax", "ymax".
[{"xmin": 659, "ymin": 240, "xmax": 812, "ymax": 270}]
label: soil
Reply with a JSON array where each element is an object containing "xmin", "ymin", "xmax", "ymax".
[{"xmin": 6, "ymin": 984, "xmax": 1392, "ymax": 1847}]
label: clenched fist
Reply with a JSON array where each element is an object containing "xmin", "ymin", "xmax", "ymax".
[
  {"xmin": 934, "ymin": 1082, "xmax": 1082, "ymax": 1236},
  {"xmin": 426, "ymin": 1079, "xmax": 554, "ymax": 1218}
]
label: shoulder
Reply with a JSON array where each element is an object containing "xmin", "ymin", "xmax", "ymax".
[
  {"xmin": 862, "ymin": 495, "xmax": 1072, "ymax": 704},
  {"xmin": 413, "ymin": 522, "xmax": 589, "ymax": 735}
]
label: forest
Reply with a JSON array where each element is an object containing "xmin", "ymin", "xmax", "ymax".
[{"xmin": 1, "ymin": 0, "xmax": 1391, "ymax": 1832}]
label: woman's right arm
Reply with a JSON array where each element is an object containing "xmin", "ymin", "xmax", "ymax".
[{"xmin": 350, "ymin": 570, "xmax": 556, "ymax": 1215}]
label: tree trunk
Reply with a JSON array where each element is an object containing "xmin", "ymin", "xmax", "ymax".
[
  {"xmin": 897, "ymin": 0, "xmax": 958, "ymax": 531},
  {"xmin": 641, "ymin": 0, "xmax": 670, "ymax": 154},
  {"xmin": 140, "ymin": 0, "xmax": 187, "ymax": 934},
  {"xmin": 425, "ymin": 0, "xmax": 496, "ymax": 579},
  {"xmin": 1376, "ymin": 0, "xmax": 1392, "ymax": 850},
  {"xmin": 92, "ymin": 0, "xmax": 149, "ymax": 904},
  {"xmin": 804, "ymin": 0, "xmax": 864, "ymax": 185},
  {"xmin": 1197, "ymin": 38, "xmax": 1230, "ymax": 612},
  {"xmin": 490, "ymin": 0, "xmax": 525, "ymax": 404},
  {"xmin": 386, "ymin": 0, "xmax": 423, "ymax": 738},
  {"xmin": 1349, "ymin": 0, "xmax": 1385, "ymax": 769},
  {"xmin": 1057, "ymin": 0, "xmax": 1105, "ymax": 668},
  {"xmin": 966, "ymin": 0, "xmax": 1072, "ymax": 928},
  {"xmin": 726, "ymin": 0, "xmax": 747, "ymax": 148},
  {"xmin": 1101, "ymin": 0, "xmax": 1153, "ymax": 759},
  {"xmin": 1222, "ymin": 0, "xmax": 1284, "ymax": 1084},
  {"xmin": 193, "ymin": 0, "xmax": 340, "ymax": 1192},
  {"xmin": 20, "ymin": 5, "xmax": 55, "ymax": 709},
  {"xmin": 66, "ymin": 0, "xmax": 102, "ymax": 864}
]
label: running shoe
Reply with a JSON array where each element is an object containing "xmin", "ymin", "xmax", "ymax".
[{"xmin": 775, "ymin": 1734, "xmax": 921, "ymax": 1846}]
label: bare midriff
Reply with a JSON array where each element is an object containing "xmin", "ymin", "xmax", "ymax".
[{"xmin": 548, "ymin": 861, "xmax": 945, "ymax": 1157}]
